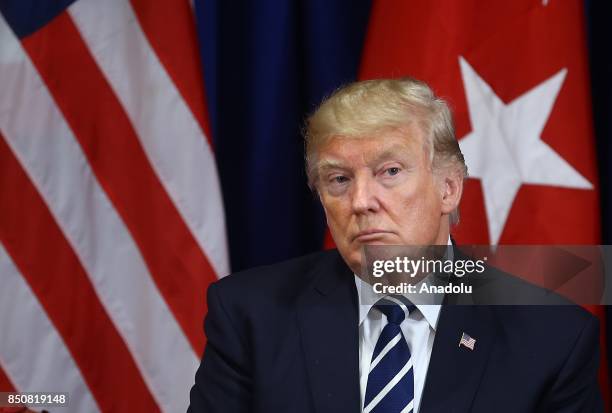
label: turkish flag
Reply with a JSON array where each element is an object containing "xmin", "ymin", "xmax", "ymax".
[
  {"xmin": 360, "ymin": 0, "xmax": 599, "ymax": 245},
  {"xmin": 359, "ymin": 0, "xmax": 607, "ymax": 404}
]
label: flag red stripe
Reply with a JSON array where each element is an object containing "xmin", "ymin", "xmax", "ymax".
[
  {"xmin": 0, "ymin": 365, "xmax": 15, "ymax": 392},
  {"xmin": 0, "ymin": 134, "xmax": 158, "ymax": 412},
  {"xmin": 21, "ymin": 11, "xmax": 214, "ymax": 354},
  {"xmin": 129, "ymin": 0, "xmax": 213, "ymax": 141}
]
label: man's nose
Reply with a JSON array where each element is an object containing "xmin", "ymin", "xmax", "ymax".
[{"xmin": 351, "ymin": 175, "xmax": 380, "ymax": 214}]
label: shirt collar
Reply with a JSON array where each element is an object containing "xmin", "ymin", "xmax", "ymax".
[{"xmin": 353, "ymin": 236, "xmax": 451, "ymax": 331}]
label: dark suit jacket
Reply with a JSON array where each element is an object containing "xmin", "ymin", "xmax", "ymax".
[{"xmin": 188, "ymin": 249, "xmax": 603, "ymax": 412}]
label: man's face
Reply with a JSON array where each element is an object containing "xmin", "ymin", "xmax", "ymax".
[{"xmin": 316, "ymin": 126, "xmax": 457, "ymax": 274}]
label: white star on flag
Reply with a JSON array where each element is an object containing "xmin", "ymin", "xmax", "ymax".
[{"xmin": 458, "ymin": 56, "xmax": 593, "ymax": 245}]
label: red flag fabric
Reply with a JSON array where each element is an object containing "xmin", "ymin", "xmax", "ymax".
[
  {"xmin": 359, "ymin": 0, "xmax": 607, "ymax": 405},
  {"xmin": 0, "ymin": 2, "xmax": 228, "ymax": 411},
  {"xmin": 361, "ymin": 0, "xmax": 599, "ymax": 245}
]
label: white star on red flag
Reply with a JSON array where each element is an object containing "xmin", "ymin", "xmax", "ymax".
[{"xmin": 458, "ymin": 56, "xmax": 592, "ymax": 245}]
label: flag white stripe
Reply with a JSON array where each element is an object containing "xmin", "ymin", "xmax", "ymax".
[
  {"xmin": 369, "ymin": 334, "xmax": 401, "ymax": 372},
  {"xmin": 0, "ymin": 14, "xmax": 197, "ymax": 413},
  {"xmin": 0, "ymin": 243, "xmax": 100, "ymax": 413},
  {"xmin": 363, "ymin": 358, "xmax": 413, "ymax": 413},
  {"xmin": 69, "ymin": 0, "xmax": 229, "ymax": 278}
]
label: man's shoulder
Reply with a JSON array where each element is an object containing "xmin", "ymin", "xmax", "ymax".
[
  {"xmin": 209, "ymin": 249, "xmax": 346, "ymax": 304},
  {"xmin": 491, "ymin": 303, "xmax": 596, "ymax": 329},
  {"xmin": 218, "ymin": 249, "xmax": 343, "ymax": 284},
  {"xmin": 452, "ymin": 250, "xmax": 598, "ymax": 351},
  {"xmin": 460, "ymin": 251, "xmax": 598, "ymax": 329},
  {"xmin": 488, "ymin": 304, "xmax": 598, "ymax": 357},
  {"xmin": 480, "ymin": 263, "xmax": 598, "ymax": 343}
]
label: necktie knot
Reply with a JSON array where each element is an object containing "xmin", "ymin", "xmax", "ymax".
[{"xmin": 374, "ymin": 297, "xmax": 415, "ymax": 325}]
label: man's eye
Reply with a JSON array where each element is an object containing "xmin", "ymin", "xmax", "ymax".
[
  {"xmin": 386, "ymin": 167, "xmax": 401, "ymax": 176},
  {"xmin": 332, "ymin": 176, "xmax": 349, "ymax": 184}
]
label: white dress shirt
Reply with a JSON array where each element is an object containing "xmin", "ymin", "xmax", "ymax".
[{"xmin": 354, "ymin": 238, "xmax": 450, "ymax": 412}]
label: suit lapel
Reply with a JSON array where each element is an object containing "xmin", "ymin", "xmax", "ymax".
[
  {"xmin": 296, "ymin": 251, "xmax": 361, "ymax": 413},
  {"xmin": 420, "ymin": 303, "xmax": 498, "ymax": 412}
]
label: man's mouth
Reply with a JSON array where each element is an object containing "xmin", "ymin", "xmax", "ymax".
[{"xmin": 353, "ymin": 229, "xmax": 392, "ymax": 242}]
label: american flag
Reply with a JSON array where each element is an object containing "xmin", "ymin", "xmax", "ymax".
[
  {"xmin": 0, "ymin": 1, "xmax": 229, "ymax": 412},
  {"xmin": 459, "ymin": 332, "xmax": 476, "ymax": 351}
]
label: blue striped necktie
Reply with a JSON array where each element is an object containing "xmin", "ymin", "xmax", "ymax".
[{"xmin": 363, "ymin": 297, "xmax": 416, "ymax": 413}]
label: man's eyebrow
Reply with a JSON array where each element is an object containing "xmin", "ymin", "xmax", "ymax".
[
  {"xmin": 316, "ymin": 143, "xmax": 415, "ymax": 172},
  {"xmin": 317, "ymin": 159, "xmax": 346, "ymax": 171}
]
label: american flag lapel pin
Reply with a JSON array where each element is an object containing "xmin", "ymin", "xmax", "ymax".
[{"xmin": 459, "ymin": 332, "xmax": 476, "ymax": 350}]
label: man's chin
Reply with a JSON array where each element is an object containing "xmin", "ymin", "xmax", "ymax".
[
  {"xmin": 339, "ymin": 241, "xmax": 405, "ymax": 275},
  {"xmin": 361, "ymin": 240, "xmax": 394, "ymax": 246}
]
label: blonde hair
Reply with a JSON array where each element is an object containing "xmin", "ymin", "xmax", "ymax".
[{"xmin": 304, "ymin": 77, "xmax": 468, "ymax": 223}]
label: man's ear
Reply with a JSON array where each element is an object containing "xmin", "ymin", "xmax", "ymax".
[{"xmin": 440, "ymin": 171, "xmax": 464, "ymax": 215}]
